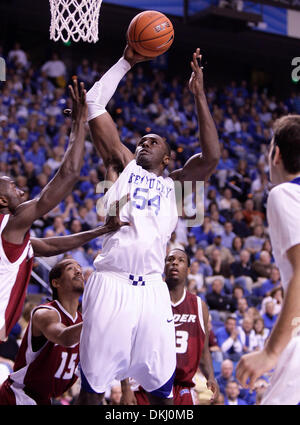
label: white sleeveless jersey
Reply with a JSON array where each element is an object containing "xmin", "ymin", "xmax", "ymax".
[
  {"xmin": 0, "ymin": 214, "xmax": 34, "ymax": 341},
  {"xmin": 94, "ymin": 160, "xmax": 178, "ymax": 275},
  {"xmin": 267, "ymin": 181, "xmax": 300, "ymax": 292}
]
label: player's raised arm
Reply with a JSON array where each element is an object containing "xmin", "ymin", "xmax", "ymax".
[
  {"xmin": 170, "ymin": 48, "xmax": 220, "ymax": 184},
  {"xmin": 2, "ymin": 78, "xmax": 87, "ymax": 244},
  {"xmin": 86, "ymin": 45, "xmax": 152, "ymax": 173}
]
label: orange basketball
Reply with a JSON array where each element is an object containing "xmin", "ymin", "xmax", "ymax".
[{"xmin": 127, "ymin": 10, "xmax": 174, "ymax": 58}]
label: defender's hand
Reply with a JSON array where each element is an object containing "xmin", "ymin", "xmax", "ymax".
[
  {"xmin": 189, "ymin": 48, "xmax": 204, "ymax": 96},
  {"xmin": 105, "ymin": 194, "xmax": 131, "ymax": 233},
  {"xmin": 68, "ymin": 77, "xmax": 87, "ymax": 122}
]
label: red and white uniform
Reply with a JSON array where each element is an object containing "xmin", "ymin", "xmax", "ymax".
[
  {"xmin": 0, "ymin": 214, "xmax": 34, "ymax": 342},
  {"xmin": 0, "ymin": 300, "xmax": 82, "ymax": 405},
  {"xmin": 135, "ymin": 289, "xmax": 206, "ymax": 405}
]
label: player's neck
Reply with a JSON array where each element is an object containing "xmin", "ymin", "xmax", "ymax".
[
  {"xmin": 59, "ymin": 298, "xmax": 79, "ymax": 319},
  {"xmin": 169, "ymin": 285, "xmax": 185, "ymax": 304},
  {"xmin": 276, "ymin": 170, "xmax": 300, "ymax": 185}
]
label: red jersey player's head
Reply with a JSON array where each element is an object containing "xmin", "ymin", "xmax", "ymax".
[
  {"xmin": 49, "ymin": 259, "xmax": 84, "ymax": 302},
  {"xmin": 0, "ymin": 176, "xmax": 25, "ymax": 214},
  {"xmin": 269, "ymin": 115, "xmax": 300, "ymax": 185},
  {"xmin": 135, "ymin": 134, "xmax": 170, "ymax": 175},
  {"xmin": 164, "ymin": 248, "xmax": 191, "ymax": 290}
]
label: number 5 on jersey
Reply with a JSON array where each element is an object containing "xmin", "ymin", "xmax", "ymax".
[
  {"xmin": 132, "ymin": 187, "xmax": 160, "ymax": 215},
  {"xmin": 55, "ymin": 352, "xmax": 78, "ymax": 380}
]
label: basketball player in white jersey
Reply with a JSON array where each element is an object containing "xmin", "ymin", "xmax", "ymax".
[
  {"xmin": 75, "ymin": 46, "xmax": 220, "ymax": 405},
  {"xmin": 236, "ymin": 115, "xmax": 300, "ymax": 404},
  {"xmin": 0, "ymin": 78, "xmax": 88, "ymax": 343}
]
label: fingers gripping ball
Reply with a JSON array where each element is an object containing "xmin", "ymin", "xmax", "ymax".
[{"xmin": 127, "ymin": 10, "xmax": 174, "ymax": 57}]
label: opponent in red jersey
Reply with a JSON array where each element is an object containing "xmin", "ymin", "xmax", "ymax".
[
  {"xmin": 0, "ymin": 79, "xmax": 87, "ymax": 342},
  {"xmin": 122, "ymin": 249, "xmax": 219, "ymax": 405},
  {"xmin": 0, "ymin": 258, "xmax": 84, "ymax": 405}
]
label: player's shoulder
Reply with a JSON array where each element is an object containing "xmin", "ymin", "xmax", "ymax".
[{"xmin": 268, "ymin": 181, "xmax": 300, "ymax": 205}]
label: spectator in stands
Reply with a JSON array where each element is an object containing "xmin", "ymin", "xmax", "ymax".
[
  {"xmin": 215, "ymin": 316, "xmax": 243, "ymax": 362},
  {"xmin": 224, "ymin": 381, "xmax": 248, "ymax": 405},
  {"xmin": 185, "ymin": 233, "xmax": 198, "ymax": 258},
  {"xmin": 230, "ymin": 249, "xmax": 257, "ymax": 293},
  {"xmin": 231, "ymin": 209, "xmax": 250, "ymax": 239},
  {"xmin": 234, "ymin": 297, "xmax": 249, "ymax": 326},
  {"xmin": 244, "ymin": 224, "xmax": 266, "ymax": 255},
  {"xmin": 187, "ymin": 261, "xmax": 204, "ymax": 293},
  {"xmin": 215, "ymin": 359, "xmax": 234, "ymax": 395},
  {"xmin": 252, "ymin": 250, "xmax": 272, "ymax": 280},
  {"xmin": 41, "ymin": 52, "xmax": 67, "ymax": 88},
  {"xmin": 238, "ymin": 315, "xmax": 255, "ymax": 354},
  {"xmin": 258, "ymin": 265, "xmax": 281, "ymax": 298},
  {"xmin": 242, "ymin": 198, "xmax": 264, "ymax": 226},
  {"xmin": 8, "ymin": 42, "xmax": 28, "ymax": 69},
  {"xmin": 250, "ymin": 317, "xmax": 269, "ymax": 351},
  {"xmin": 220, "ymin": 221, "xmax": 236, "ymax": 249},
  {"xmin": 168, "ymin": 231, "xmax": 185, "ymax": 251},
  {"xmin": 206, "ymin": 278, "xmax": 235, "ymax": 320},
  {"xmin": 261, "ymin": 299, "xmax": 278, "ymax": 331}
]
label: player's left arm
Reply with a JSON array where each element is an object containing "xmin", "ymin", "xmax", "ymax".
[
  {"xmin": 32, "ymin": 308, "xmax": 82, "ymax": 347},
  {"xmin": 31, "ymin": 196, "xmax": 130, "ymax": 257},
  {"xmin": 169, "ymin": 49, "xmax": 220, "ymax": 184},
  {"xmin": 199, "ymin": 300, "xmax": 220, "ymax": 402},
  {"xmin": 236, "ymin": 243, "xmax": 300, "ymax": 390}
]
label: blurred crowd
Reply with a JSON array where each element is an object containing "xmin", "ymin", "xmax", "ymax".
[{"xmin": 1, "ymin": 41, "xmax": 300, "ymax": 405}]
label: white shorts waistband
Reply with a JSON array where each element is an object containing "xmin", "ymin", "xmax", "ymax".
[{"xmin": 99, "ymin": 270, "xmax": 163, "ymax": 285}]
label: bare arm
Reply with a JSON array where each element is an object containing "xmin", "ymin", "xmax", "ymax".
[
  {"xmin": 4, "ymin": 79, "xmax": 87, "ymax": 244},
  {"xmin": 32, "ymin": 308, "xmax": 82, "ymax": 347},
  {"xmin": 236, "ymin": 243, "xmax": 300, "ymax": 390},
  {"xmin": 170, "ymin": 49, "xmax": 220, "ymax": 184},
  {"xmin": 87, "ymin": 45, "xmax": 152, "ymax": 171},
  {"xmin": 31, "ymin": 196, "xmax": 130, "ymax": 257},
  {"xmin": 200, "ymin": 300, "xmax": 219, "ymax": 402},
  {"xmin": 120, "ymin": 379, "xmax": 137, "ymax": 405}
]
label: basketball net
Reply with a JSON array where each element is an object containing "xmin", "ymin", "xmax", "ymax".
[{"xmin": 49, "ymin": 0, "xmax": 102, "ymax": 43}]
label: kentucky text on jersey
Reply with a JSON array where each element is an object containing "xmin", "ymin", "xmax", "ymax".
[{"xmin": 128, "ymin": 172, "xmax": 173, "ymax": 198}]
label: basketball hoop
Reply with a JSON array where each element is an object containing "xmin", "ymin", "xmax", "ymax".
[{"xmin": 49, "ymin": 0, "xmax": 102, "ymax": 43}]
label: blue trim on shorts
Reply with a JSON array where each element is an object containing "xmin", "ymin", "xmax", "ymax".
[
  {"xmin": 80, "ymin": 365, "xmax": 97, "ymax": 393},
  {"xmin": 150, "ymin": 370, "xmax": 175, "ymax": 399}
]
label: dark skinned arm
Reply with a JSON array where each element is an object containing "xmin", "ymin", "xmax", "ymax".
[
  {"xmin": 31, "ymin": 196, "xmax": 130, "ymax": 257},
  {"xmin": 170, "ymin": 48, "xmax": 220, "ymax": 185},
  {"xmin": 32, "ymin": 308, "xmax": 82, "ymax": 347},
  {"xmin": 199, "ymin": 300, "xmax": 220, "ymax": 402},
  {"xmin": 3, "ymin": 79, "xmax": 87, "ymax": 244}
]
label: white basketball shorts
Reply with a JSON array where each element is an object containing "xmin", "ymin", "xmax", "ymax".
[{"xmin": 79, "ymin": 271, "xmax": 176, "ymax": 394}]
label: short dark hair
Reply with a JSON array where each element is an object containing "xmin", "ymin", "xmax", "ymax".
[
  {"xmin": 49, "ymin": 260, "xmax": 68, "ymax": 300},
  {"xmin": 272, "ymin": 115, "xmax": 300, "ymax": 174},
  {"xmin": 165, "ymin": 249, "xmax": 191, "ymax": 267}
]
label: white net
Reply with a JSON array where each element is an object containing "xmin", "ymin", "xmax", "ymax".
[{"xmin": 49, "ymin": 0, "xmax": 102, "ymax": 43}]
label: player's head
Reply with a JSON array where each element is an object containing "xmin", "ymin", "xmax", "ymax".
[
  {"xmin": 0, "ymin": 176, "xmax": 25, "ymax": 213},
  {"xmin": 269, "ymin": 115, "xmax": 300, "ymax": 184},
  {"xmin": 164, "ymin": 249, "xmax": 190, "ymax": 289},
  {"xmin": 135, "ymin": 133, "xmax": 170, "ymax": 173},
  {"xmin": 49, "ymin": 259, "xmax": 84, "ymax": 301}
]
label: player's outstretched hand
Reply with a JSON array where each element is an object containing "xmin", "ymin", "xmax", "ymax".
[
  {"xmin": 236, "ymin": 349, "xmax": 278, "ymax": 391},
  {"xmin": 123, "ymin": 44, "xmax": 153, "ymax": 67},
  {"xmin": 105, "ymin": 194, "xmax": 131, "ymax": 233},
  {"xmin": 68, "ymin": 76, "xmax": 88, "ymax": 122},
  {"xmin": 189, "ymin": 48, "xmax": 204, "ymax": 96}
]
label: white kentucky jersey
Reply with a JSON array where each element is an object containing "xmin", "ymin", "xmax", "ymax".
[
  {"xmin": 267, "ymin": 178, "xmax": 300, "ymax": 292},
  {"xmin": 94, "ymin": 160, "xmax": 178, "ymax": 275},
  {"xmin": 0, "ymin": 214, "xmax": 34, "ymax": 341}
]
